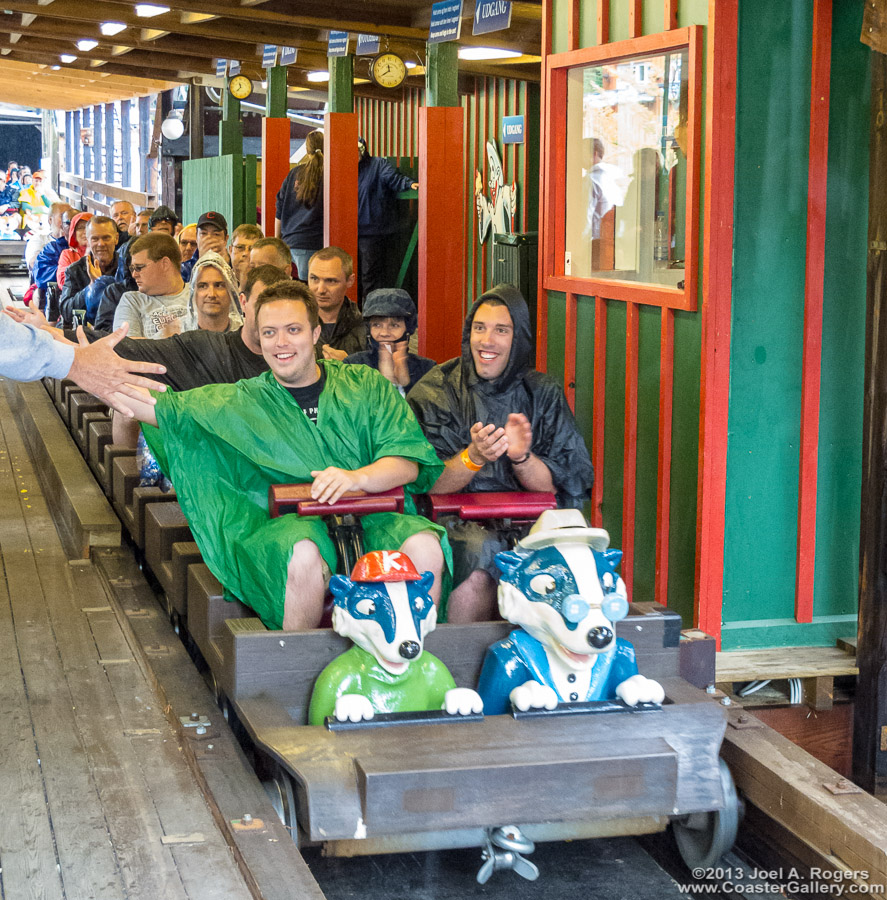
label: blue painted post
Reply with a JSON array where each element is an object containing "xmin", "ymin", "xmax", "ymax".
[
  {"xmin": 72, "ymin": 109, "xmax": 81, "ymax": 177},
  {"xmin": 93, "ymin": 104, "xmax": 104, "ymax": 184},
  {"xmin": 138, "ymin": 96, "xmax": 151, "ymax": 192}
]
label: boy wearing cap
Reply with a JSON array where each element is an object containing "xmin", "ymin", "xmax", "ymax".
[
  {"xmin": 344, "ymin": 288, "xmax": 435, "ymax": 394},
  {"xmin": 182, "ymin": 211, "xmax": 229, "ymax": 281}
]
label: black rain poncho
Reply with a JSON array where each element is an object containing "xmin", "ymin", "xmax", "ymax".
[{"xmin": 406, "ymin": 284, "xmax": 593, "ymax": 508}]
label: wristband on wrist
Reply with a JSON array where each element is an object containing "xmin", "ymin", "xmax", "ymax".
[
  {"xmin": 460, "ymin": 447, "xmax": 484, "ymax": 472},
  {"xmin": 509, "ymin": 451, "xmax": 532, "ymax": 465}
]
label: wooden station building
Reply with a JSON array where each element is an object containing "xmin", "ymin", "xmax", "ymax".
[{"xmin": 2, "ymin": 0, "xmax": 887, "ymax": 894}]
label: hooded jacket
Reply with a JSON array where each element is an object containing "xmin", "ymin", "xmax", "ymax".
[
  {"xmin": 55, "ymin": 212, "xmax": 92, "ymax": 287},
  {"xmin": 406, "ymin": 284, "xmax": 593, "ymax": 508},
  {"xmin": 181, "ymin": 252, "xmax": 243, "ymax": 333},
  {"xmin": 58, "ymin": 214, "xmax": 120, "ymax": 326}
]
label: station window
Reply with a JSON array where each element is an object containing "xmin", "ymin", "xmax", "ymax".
[{"xmin": 545, "ymin": 27, "xmax": 702, "ymax": 310}]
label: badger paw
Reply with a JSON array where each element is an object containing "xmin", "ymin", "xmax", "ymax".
[
  {"xmin": 334, "ymin": 694, "xmax": 376, "ymax": 722},
  {"xmin": 510, "ymin": 680, "xmax": 559, "ymax": 712},
  {"xmin": 615, "ymin": 674, "xmax": 665, "ymax": 707},
  {"xmin": 443, "ymin": 688, "xmax": 484, "ymax": 716}
]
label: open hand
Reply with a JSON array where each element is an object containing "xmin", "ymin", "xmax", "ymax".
[
  {"xmin": 4, "ymin": 303, "xmax": 48, "ymax": 329},
  {"xmin": 469, "ymin": 421, "xmax": 508, "ymax": 463},
  {"xmin": 310, "ymin": 466, "xmax": 362, "ymax": 504},
  {"xmin": 321, "ymin": 344, "xmax": 348, "ymax": 361},
  {"xmin": 504, "ymin": 413, "xmax": 532, "ymax": 462},
  {"xmin": 69, "ymin": 324, "xmax": 167, "ymax": 416}
]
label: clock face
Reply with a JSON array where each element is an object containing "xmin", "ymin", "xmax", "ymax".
[
  {"xmin": 229, "ymin": 74, "xmax": 253, "ymax": 100},
  {"xmin": 371, "ymin": 53, "xmax": 406, "ymax": 89}
]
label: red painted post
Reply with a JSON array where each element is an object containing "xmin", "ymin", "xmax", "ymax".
[
  {"xmin": 418, "ymin": 105, "xmax": 465, "ymax": 362},
  {"xmin": 323, "ymin": 112, "xmax": 359, "ymax": 274},
  {"xmin": 795, "ymin": 0, "xmax": 832, "ymax": 624},
  {"xmin": 261, "ymin": 118, "xmax": 290, "ymax": 237}
]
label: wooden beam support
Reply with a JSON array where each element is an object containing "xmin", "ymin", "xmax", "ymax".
[
  {"xmin": 425, "ymin": 41, "xmax": 459, "ymax": 108},
  {"xmin": 854, "ymin": 42, "xmax": 887, "ymax": 796},
  {"xmin": 328, "ymin": 55, "xmax": 353, "ymax": 114},
  {"xmin": 323, "ymin": 111, "xmax": 358, "ymax": 275},
  {"xmin": 218, "ymin": 83, "xmax": 242, "ymax": 157},
  {"xmin": 188, "ymin": 81, "xmax": 203, "ymax": 161},
  {"xmin": 418, "ymin": 105, "xmax": 464, "ymax": 362},
  {"xmin": 261, "ymin": 117, "xmax": 290, "ymax": 237},
  {"xmin": 265, "ymin": 65, "xmax": 287, "ymax": 119}
]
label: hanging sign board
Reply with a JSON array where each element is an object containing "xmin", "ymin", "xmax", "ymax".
[
  {"xmin": 262, "ymin": 44, "xmax": 278, "ymax": 68},
  {"xmin": 228, "ymin": 59, "xmax": 241, "ymax": 76},
  {"xmin": 428, "ymin": 0, "xmax": 463, "ymax": 43},
  {"xmin": 502, "ymin": 115, "xmax": 524, "ymax": 144},
  {"xmin": 356, "ymin": 34, "xmax": 381, "ymax": 55},
  {"xmin": 328, "ymin": 31, "xmax": 350, "ymax": 56},
  {"xmin": 279, "ymin": 46, "xmax": 298, "ymax": 66},
  {"xmin": 215, "ymin": 58, "xmax": 228, "ymax": 77},
  {"xmin": 473, "ymin": 0, "xmax": 512, "ymax": 34}
]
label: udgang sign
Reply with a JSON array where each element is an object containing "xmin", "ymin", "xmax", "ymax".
[{"xmin": 475, "ymin": 140, "xmax": 517, "ymax": 243}]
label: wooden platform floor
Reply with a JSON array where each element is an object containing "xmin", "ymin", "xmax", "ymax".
[{"xmin": 0, "ymin": 383, "xmax": 255, "ymax": 900}]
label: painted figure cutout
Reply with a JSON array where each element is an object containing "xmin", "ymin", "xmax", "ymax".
[
  {"xmin": 477, "ymin": 509, "xmax": 665, "ymax": 714},
  {"xmin": 308, "ymin": 550, "xmax": 483, "ymax": 725},
  {"xmin": 475, "ymin": 140, "xmax": 517, "ymax": 243}
]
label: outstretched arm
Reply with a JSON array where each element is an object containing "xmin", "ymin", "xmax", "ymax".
[
  {"xmin": 70, "ymin": 326, "xmax": 166, "ymax": 419},
  {"xmin": 310, "ymin": 456, "xmax": 418, "ymax": 505}
]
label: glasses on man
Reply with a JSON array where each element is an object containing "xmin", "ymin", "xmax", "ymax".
[{"xmin": 130, "ymin": 261, "xmax": 155, "ymax": 274}]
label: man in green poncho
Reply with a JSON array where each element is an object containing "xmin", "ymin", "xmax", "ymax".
[{"xmin": 115, "ymin": 280, "xmax": 449, "ymax": 630}]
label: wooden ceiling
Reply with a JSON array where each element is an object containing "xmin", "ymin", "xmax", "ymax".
[{"xmin": 0, "ymin": 0, "xmax": 542, "ymax": 110}]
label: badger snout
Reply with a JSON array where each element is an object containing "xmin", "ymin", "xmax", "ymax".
[
  {"xmin": 399, "ymin": 640, "xmax": 420, "ymax": 659},
  {"xmin": 586, "ymin": 626, "xmax": 613, "ymax": 649}
]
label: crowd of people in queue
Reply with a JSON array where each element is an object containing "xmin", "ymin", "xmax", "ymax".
[{"xmin": 3, "ymin": 138, "xmax": 593, "ymax": 634}]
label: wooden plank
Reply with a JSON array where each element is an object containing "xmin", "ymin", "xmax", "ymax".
[
  {"xmin": 716, "ymin": 646, "xmax": 858, "ymax": 682},
  {"xmin": 1, "ymin": 380, "xmax": 120, "ymax": 557},
  {"xmin": 723, "ymin": 708, "xmax": 887, "ymax": 886},
  {"xmin": 622, "ymin": 301, "xmax": 639, "ymax": 594},
  {"xmin": 795, "ymin": 0, "xmax": 832, "ymax": 624},
  {"xmin": 655, "ymin": 307, "xmax": 674, "ymax": 604},
  {"xmin": 564, "ymin": 291, "xmax": 577, "ymax": 411},
  {"xmin": 97, "ymin": 548, "xmax": 326, "ymax": 900},
  {"xmin": 696, "ymin": 0, "xmax": 738, "ymax": 642},
  {"xmin": 591, "ymin": 296, "xmax": 607, "ymax": 527},
  {"xmin": 0, "ymin": 420, "xmax": 67, "ymax": 900}
]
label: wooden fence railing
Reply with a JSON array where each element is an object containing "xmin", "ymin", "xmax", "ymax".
[{"xmin": 59, "ymin": 173, "xmax": 157, "ymax": 215}]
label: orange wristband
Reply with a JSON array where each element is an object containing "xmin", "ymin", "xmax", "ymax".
[{"xmin": 460, "ymin": 448, "xmax": 484, "ymax": 472}]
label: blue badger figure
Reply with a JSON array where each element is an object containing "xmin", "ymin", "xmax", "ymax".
[{"xmin": 478, "ymin": 509, "xmax": 665, "ymax": 715}]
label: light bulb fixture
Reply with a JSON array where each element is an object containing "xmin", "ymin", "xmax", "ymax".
[
  {"xmin": 99, "ymin": 22, "xmax": 127, "ymax": 36},
  {"xmin": 457, "ymin": 47, "xmax": 522, "ymax": 60},
  {"xmin": 59, "ymin": 54, "xmax": 78, "ymax": 63},
  {"xmin": 260, "ymin": 80, "xmax": 267, "ymax": 89},
  {"xmin": 51, "ymin": 65, "xmax": 61, "ymax": 70},
  {"xmin": 160, "ymin": 110, "xmax": 185, "ymax": 140},
  {"xmin": 405, "ymin": 60, "xmax": 417, "ymax": 69},
  {"xmin": 306, "ymin": 70, "xmax": 329, "ymax": 82},
  {"xmin": 76, "ymin": 39, "xmax": 98, "ymax": 51},
  {"xmin": 134, "ymin": 4, "xmax": 170, "ymax": 17}
]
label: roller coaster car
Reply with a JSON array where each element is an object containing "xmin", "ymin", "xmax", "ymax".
[{"xmin": 206, "ymin": 489, "xmax": 739, "ymax": 880}]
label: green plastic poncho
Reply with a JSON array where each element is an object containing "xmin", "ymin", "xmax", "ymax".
[{"xmin": 141, "ymin": 362, "xmax": 451, "ymax": 629}]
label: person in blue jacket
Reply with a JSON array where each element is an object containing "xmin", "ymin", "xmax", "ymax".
[
  {"xmin": 344, "ymin": 288, "xmax": 435, "ymax": 394},
  {"xmin": 357, "ymin": 136, "xmax": 418, "ymax": 302}
]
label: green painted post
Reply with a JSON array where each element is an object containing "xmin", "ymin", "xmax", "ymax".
[
  {"xmin": 265, "ymin": 66, "xmax": 288, "ymax": 118},
  {"xmin": 425, "ymin": 41, "xmax": 459, "ymax": 107},
  {"xmin": 219, "ymin": 84, "xmax": 243, "ymax": 157},
  {"xmin": 329, "ymin": 55, "xmax": 353, "ymax": 113}
]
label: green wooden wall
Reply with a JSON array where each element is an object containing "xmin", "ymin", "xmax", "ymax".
[
  {"xmin": 548, "ymin": 0, "xmax": 708, "ymax": 629},
  {"xmin": 721, "ymin": 0, "xmax": 869, "ymax": 649},
  {"xmin": 182, "ymin": 153, "xmax": 257, "ymax": 231}
]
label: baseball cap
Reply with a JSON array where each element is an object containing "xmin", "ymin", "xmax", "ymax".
[{"xmin": 196, "ymin": 211, "xmax": 228, "ymax": 232}]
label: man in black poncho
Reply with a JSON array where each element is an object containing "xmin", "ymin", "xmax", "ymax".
[{"xmin": 407, "ymin": 284, "xmax": 593, "ymax": 622}]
